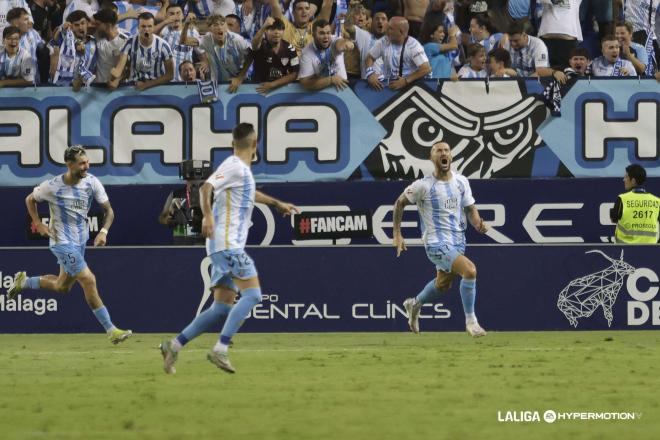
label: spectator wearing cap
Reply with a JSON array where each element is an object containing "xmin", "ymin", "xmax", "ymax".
[
  {"xmin": 109, "ymin": 11, "xmax": 173, "ymax": 90},
  {"xmin": 251, "ymin": 16, "xmax": 299, "ymax": 94}
]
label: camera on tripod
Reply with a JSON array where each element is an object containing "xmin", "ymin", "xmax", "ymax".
[{"xmin": 170, "ymin": 160, "xmax": 212, "ymax": 233}]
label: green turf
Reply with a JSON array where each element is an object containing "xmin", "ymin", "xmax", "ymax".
[{"xmin": 0, "ymin": 332, "xmax": 659, "ymax": 440}]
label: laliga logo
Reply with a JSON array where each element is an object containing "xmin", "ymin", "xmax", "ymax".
[{"xmin": 627, "ymin": 267, "xmax": 660, "ymax": 326}]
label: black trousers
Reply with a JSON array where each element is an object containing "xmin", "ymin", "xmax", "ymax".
[{"xmin": 541, "ymin": 37, "xmax": 579, "ymax": 70}]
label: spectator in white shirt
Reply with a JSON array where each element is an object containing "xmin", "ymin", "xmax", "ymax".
[
  {"xmin": 0, "ymin": 0, "xmax": 33, "ymax": 36},
  {"xmin": 503, "ymin": 21, "xmax": 553, "ymax": 77},
  {"xmin": 93, "ymin": 8, "xmax": 129, "ymax": 84},
  {"xmin": 7, "ymin": 6, "xmax": 42, "ymax": 81},
  {"xmin": 591, "ymin": 34, "xmax": 635, "ymax": 77},
  {"xmin": 537, "ymin": 0, "xmax": 582, "ymax": 70},
  {"xmin": 365, "ymin": 16, "xmax": 431, "ymax": 91},
  {"xmin": 181, "ymin": 14, "xmax": 251, "ymax": 91},
  {"xmin": 457, "ymin": 43, "xmax": 487, "ymax": 78},
  {"xmin": 298, "ymin": 18, "xmax": 354, "ymax": 91},
  {"xmin": 0, "ymin": 25, "xmax": 33, "ymax": 85}
]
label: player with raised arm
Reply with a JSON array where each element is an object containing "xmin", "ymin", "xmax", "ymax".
[
  {"xmin": 5, "ymin": 146, "xmax": 132, "ymax": 344},
  {"xmin": 392, "ymin": 141, "xmax": 489, "ymax": 337},
  {"xmin": 159, "ymin": 123, "xmax": 299, "ymax": 374}
]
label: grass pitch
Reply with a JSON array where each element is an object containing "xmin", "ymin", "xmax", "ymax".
[{"xmin": 0, "ymin": 331, "xmax": 659, "ymax": 440}]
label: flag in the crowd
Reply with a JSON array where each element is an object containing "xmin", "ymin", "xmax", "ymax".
[
  {"xmin": 542, "ymin": 78, "xmax": 562, "ymax": 117},
  {"xmin": 197, "ymin": 79, "xmax": 218, "ymax": 104},
  {"xmin": 644, "ymin": 31, "xmax": 656, "ymax": 76}
]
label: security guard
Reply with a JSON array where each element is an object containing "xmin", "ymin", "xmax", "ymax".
[{"xmin": 610, "ymin": 164, "xmax": 659, "ymax": 244}]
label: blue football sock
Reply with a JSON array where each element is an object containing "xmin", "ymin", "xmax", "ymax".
[
  {"xmin": 415, "ymin": 279, "xmax": 444, "ymax": 304},
  {"xmin": 176, "ymin": 301, "xmax": 232, "ymax": 347},
  {"xmin": 459, "ymin": 278, "xmax": 477, "ymax": 316},
  {"xmin": 219, "ymin": 287, "xmax": 261, "ymax": 345},
  {"xmin": 92, "ymin": 306, "xmax": 114, "ymax": 332},
  {"xmin": 26, "ymin": 276, "xmax": 40, "ymax": 290}
]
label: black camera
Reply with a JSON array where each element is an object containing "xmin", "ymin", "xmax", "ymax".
[
  {"xmin": 179, "ymin": 159, "xmax": 212, "ymax": 181},
  {"xmin": 171, "ymin": 160, "xmax": 213, "ymax": 234}
]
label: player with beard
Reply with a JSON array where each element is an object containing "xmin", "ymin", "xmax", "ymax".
[
  {"xmin": 298, "ymin": 18, "xmax": 354, "ymax": 90},
  {"xmin": 250, "ymin": 16, "xmax": 299, "ymax": 94},
  {"xmin": 392, "ymin": 141, "xmax": 489, "ymax": 337},
  {"xmin": 5, "ymin": 146, "xmax": 132, "ymax": 345}
]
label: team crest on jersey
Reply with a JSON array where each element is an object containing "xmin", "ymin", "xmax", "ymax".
[{"xmin": 443, "ymin": 198, "xmax": 458, "ymax": 209}]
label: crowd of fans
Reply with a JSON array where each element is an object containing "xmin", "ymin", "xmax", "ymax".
[{"xmin": 0, "ymin": 0, "xmax": 658, "ymax": 91}]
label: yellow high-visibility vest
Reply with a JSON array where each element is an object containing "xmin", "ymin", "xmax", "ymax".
[{"xmin": 615, "ymin": 191, "xmax": 660, "ymax": 244}]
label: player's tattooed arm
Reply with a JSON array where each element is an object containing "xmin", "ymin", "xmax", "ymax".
[
  {"xmin": 465, "ymin": 204, "xmax": 488, "ymax": 234},
  {"xmin": 94, "ymin": 201, "xmax": 115, "ymax": 246},
  {"xmin": 393, "ymin": 193, "xmax": 411, "ymax": 256}
]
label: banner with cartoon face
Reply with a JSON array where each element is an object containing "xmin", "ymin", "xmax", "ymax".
[{"xmin": 0, "ymin": 78, "xmax": 657, "ymax": 185}]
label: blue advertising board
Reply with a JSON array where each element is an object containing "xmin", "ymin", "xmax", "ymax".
[
  {"xmin": 0, "ymin": 245, "xmax": 657, "ymax": 333},
  {"xmin": 0, "ymin": 178, "xmax": 657, "ymax": 246}
]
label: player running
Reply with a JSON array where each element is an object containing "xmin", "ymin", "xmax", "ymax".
[{"xmin": 392, "ymin": 141, "xmax": 489, "ymax": 337}]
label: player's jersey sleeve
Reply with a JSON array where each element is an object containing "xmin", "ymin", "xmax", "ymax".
[
  {"xmin": 460, "ymin": 176, "xmax": 476, "ymax": 207},
  {"xmin": 32, "ymin": 178, "xmax": 57, "ymax": 203},
  {"xmin": 90, "ymin": 176, "xmax": 109, "ymax": 205},
  {"xmin": 403, "ymin": 179, "xmax": 426, "ymax": 204}
]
